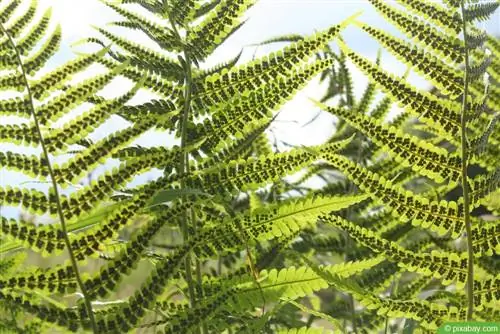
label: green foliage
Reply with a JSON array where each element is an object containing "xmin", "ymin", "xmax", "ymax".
[{"xmin": 0, "ymin": 0, "xmax": 498, "ymax": 333}]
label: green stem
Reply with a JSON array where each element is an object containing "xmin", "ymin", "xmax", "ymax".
[
  {"xmin": 165, "ymin": 8, "xmax": 204, "ymax": 333},
  {"xmin": 0, "ymin": 23, "xmax": 98, "ymax": 333},
  {"xmin": 459, "ymin": 2, "xmax": 474, "ymax": 321},
  {"xmin": 179, "ymin": 51, "xmax": 197, "ymax": 309}
]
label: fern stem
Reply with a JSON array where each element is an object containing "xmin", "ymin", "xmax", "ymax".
[
  {"xmin": 165, "ymin": 8, "xmax": 204, "ymax": 332},
  {"xmin": 459, "ymin": 2, "xmax": 474, "ymax": 321},
  {"xmin": 0, "ymin": 24, "xmax": 98, "ymax": 333},
  {"xmin": 179, "ymin": 52, "xmax": 197, "ymax": 308}
]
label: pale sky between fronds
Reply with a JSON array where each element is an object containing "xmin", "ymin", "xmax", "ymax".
[{"xmin": 0, "ymin": 0, "xmax": 499, "ymax": 220}]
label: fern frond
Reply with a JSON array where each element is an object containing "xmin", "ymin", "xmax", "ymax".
[
  {"xmin": 464, "ymin": 1, "xmax": 500, "ymax": 22},
  {"xmin": 0, "ymin": 290, "xmax": 80, "ymax": 332},
  {"xmin": 93, "ymin": 27, "xmax": 183, "ymax": 81},
  {"xmin": 192, "ymin": 194, "xmax": 368, "ymax": 258},
  {"xmin": 0, "ymin": 187, "xmax": 54, "ymax": 216},
  {"xmin": 168, "ymin": 0, "xmax": 198, "ymax": 27},
  {"xmin": 157, "ymin": 260, "xmax": 380, "ymax": 334},
  {"xmin": 356, "ymin": 22, "xmax": 463, "ymax": 97},
  {"xmin": 473, "ymin": 276, "xmax": 500, "ymax": 310},
  {"xmin": 322, "ymin": 153, "xmax": 464, "ymax": 237},
  {"xmin": 0, "ymin": 123, "xmax": 40, "ymax": 146},
  {"xmin": 120, "ymin": 0, "xmax": 163, "ymax": 13},
  {"xmin": 118, "ymin": 98, "xmax": 178, "ymax": 125},
  {"xmin": 193, "ymin": 49, "xmax": 242, "ymax": 80},
  {"xmin": 0, "ymin": 151, "xmax": 48, "ymax": 178},
  {"xmin": 277, "ymin": 327, "xmax": 330, "ymax": 334},
  {"xmin": 468, "ymin": 56, "xmax": 492, "ymax": 83},
  {"xmin": 316, "ymin": 101, "xmax": 461, "ymax": 184},
  {"xmin": 186, "ymin": 0, "xmax": 255, "ymax": 59},
  {"xmin": 52, "ymin": 119, "xmax": 154, "ymax": 185},
  {"xmin": 302, "ymin": 256, "xmax": 461, "ymax": 330},
  {"xmin": 196, "ymin": 117, "xmax": 274, "ymax": 169},
  {"xmin": 0, "ymin": 1, "xmax": 22, "ymax": 33},
  {"xmin": 321, "ymin": 213, "xmax": 469, "ymax": 287},
  {"xmin": 34, "ymin": 64, "xmax": 127, "ymax": 125},
  {"xmin": 471, "ymin": 222, "xmax": 500, "ymax": 257},
  {"xmin": 337, "ymin": 41, "xmax": 460, "ymax": 139},
  {"xmin": 15, "ymin": 8, "xmax": 51, "ymax": 56},
  {"xmin": 469, "ymin": 168, "xmax": 500, "ymax": 207},
  {"xmin": 30, "ymin": 46, "xmax": 111, "ymax": 99},
  {"xmin": 193, "ymin": 13, "xmax": 360, "ymax": 109},
  {"xmin": 395, "ymin": 0, "xmax": 462, "ymax": 34},
  {"xmin": 368, "ymin": 0, "xmax": 464, "ymax": 63},
  {"xmin": 1, "ymin": 216, "xmax": 66, "ymax": 255},
  {"xmin": 1, "ymin": 0, "xmax": 36, "ymax": 43},
  {"xmin": 186, "ymin": 140, "xmax": 351, "ymax": 197},
  {"xmin": 0, "ymin": 251, "xmax": 26, "ymax": 277},
  {"xmin": 97, "ymin": 56, "xmax": 182, "ymax": 98},
  {"xmin": 103, "ymin": 1, "xmax": 181, "ymax": 51},
  {"xmin": 24, "ymin": 25, "xmax": 61, "ymax": 74},
  {"xmin": 45, "ymin": 95, "xmax": 142, "ymax": 153},
  {"xmin": 190, "ymin": 58, "xmax": 334, "ymax": 152},
  {"xmin": 0, "ymin": 96, "xmax": 31, "ymax": 118}
]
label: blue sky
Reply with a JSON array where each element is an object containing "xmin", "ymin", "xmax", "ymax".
[{"xmin": 1, "ymin": 0, "xmax": 499, "ymax": 220}]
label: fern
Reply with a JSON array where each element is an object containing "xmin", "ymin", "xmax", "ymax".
[{"xmin": 0, "ymin": 0, "xmax": 498, "ymax": 332}]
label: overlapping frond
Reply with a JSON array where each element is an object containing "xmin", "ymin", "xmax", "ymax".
[{"xmin": 1, "ymin": 0, "xmax": 498, "ymax": 332}]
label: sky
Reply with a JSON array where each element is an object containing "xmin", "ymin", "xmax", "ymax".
[{"xmin": 0, "ymin": 0, "xmax": 499, "ymax": 220}]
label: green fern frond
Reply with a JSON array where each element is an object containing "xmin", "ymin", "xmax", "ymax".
[
  {"xmin": 156, "ymin": 260, "xmax": 380, "ymax": 334},
  {"xmin": 167, "ymin": 0, "xmax": 199, "ymax": 27},
  {"xmin": 0, "ymin": 290, "xmax": 80, "ymax": 332},
  {"xmin": 397, "ymin": 276, "xmax": 434, "ymax": 301},
  {"xmin": 368, "ymin": 0, "xmax": 464, "ymax": 63},
  {"xmin": 118, "ymin": 98, "xmax": 178, "ymax": 126},
  {"xmin": 316, "ymin": 101, "xmax": 461, "ymax": 184},
  {"xmin": 0, "ymin": 0, "xmax": 36, "ymax": 43},
  {"xmin": 24, "ymin": 25, "xmax": 61, "ymax": 74},
  {"xmin": 103, "ymin": 1, "xmax": 180, "ymax": 51},
  {"xmin": 471, "ymin": 222, "xmax": 500, "ymax": 257},
  {"xmin": 45, "ymin": 80, "xmax": 143, "ymax": 152},
  {"xmin": 93, "ymin": 27, "xmax": 183, "ymax": 81},
  {"xmin": 30, "ymin": 46, "xmax": 111, "ymax": 99},
  {"xmin": 394, "ymin": 0, "xmax": 462, "ymax": 34},
  {"xmin": 0, "ymin": 187, "xmax": 54, "ymax": 216},
  {"xmin": 469, "ymin": 168, "xmax": 500, "ymax": 207},
  {"xmin": 337, "ymin": 40, "xmax": 461, "ymax": 141},
  {"xmin": 302, "ymin": 256, "xmax": 460, "ymax": 330},
  {"xmin": 464, "ymin": 1, "xmax": 500, "ymax": 22},
  {"xmin": 0, "ymin": 251, "xmax": 26, "ymax": 277},
  {"xmin": 193, "ymin": 13, "xmax": 360, "ymax": 109},
  {"xmin": 473, "ymin": 275, "xmax": 500, "ymax": 310},
  {"xmin": 34, "ymin": 65, "xmax": 127, "ymax": 125},
  {"xmin": 0, "ymin": 151, "xmax": 48, "ymax": 179},
  {"xmin": 468, "ymin": 56, "xmax": 492, "ymax": 83},
  {"xmin": 321, "ymin": 213, "xmax": 469, "ymax": 288},
  {"xmin": 186, "ymin": 139, "xmax": 352, "ymax": 197},
  {"xmin": 52, "ymin": 119, "xmax": 155, "ymax": 185},
  {"xmin": 192, "ymin": 194, "xmax": 368, "ymax": 258},
  {"xmin": 1, "ymin": 216, "xmax": 66, "ymax": 255},
  {"xmin": 186, "ymin": 0, "xmax": 256, "ymax": 59},
  {"xmin": 196, "ymin": 117, "xmax": 274, "ymax": 169},
  {"xmin": 355, "ymin": 22, "xmax": 463, "ymax": 97},
  {"xmin": 97, "ymin": 56, "xmax": 182, "ymax": 98},
  {"xmin": 322, "ymin": 153, "xmax": 464, "ymax": 237},
  {"xmin": 119, "ymin": 0, "xmax": 163, "ymax": 14},
  {"xmin": 277, "ymin": 327, "xmax": 331, "ymax": 334},
  {"xmin": 15, "ymin": 8, "xmax": 51, "ymax": 56},
  {"xmin": 190, "ymin": 58, "xmax": 334, "ymax": 152},
  {"xmin": 0, "ymin": 1, "xmax": 22, "ymax": 34}
]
